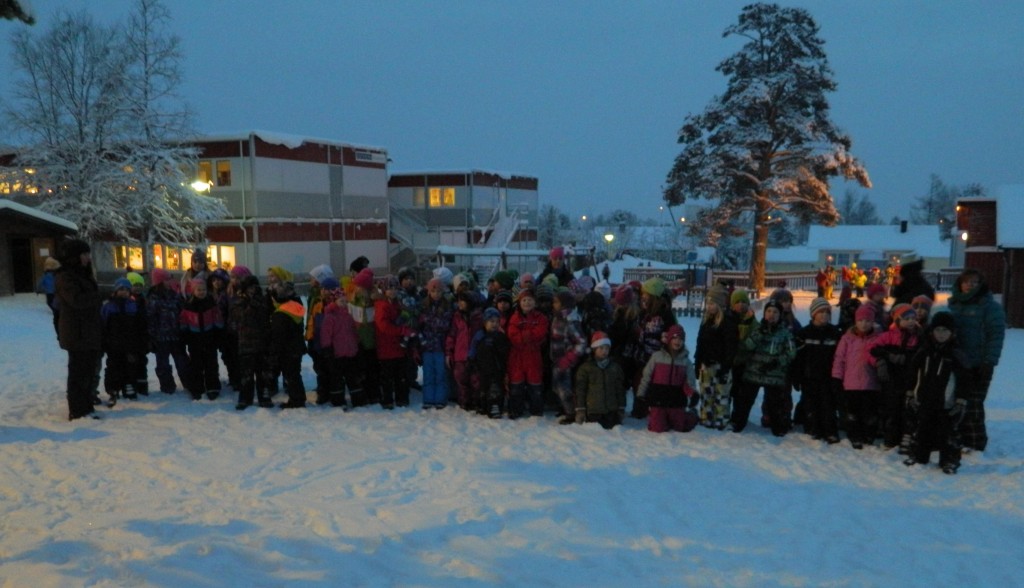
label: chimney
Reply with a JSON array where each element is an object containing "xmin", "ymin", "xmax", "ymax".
[{"xmin": 900, "ymin": 220, "xmax": 908, "ymax": 233}]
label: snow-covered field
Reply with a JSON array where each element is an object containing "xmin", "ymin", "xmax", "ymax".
[{"xmin": 1, "ymin": 290, "xmax": 1021, "ymax": 587}]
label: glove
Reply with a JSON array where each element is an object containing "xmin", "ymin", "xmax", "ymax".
[
  {"xmin": 948, "ymin": 398, "xmax": 967, "ymax": 427},
  {"xmin": 887, "ymin": 353, "xmax": 906, "ymax": 366},
  {"xmin": 875, "ymin": 359, "xmax": 891, "ymax": 384},
  {"xmin": 977, "ymin": 362, "xmax": 995, "ymax": 383},
  {"xmin": 575, "ymin": 409, "xmax": 586, "ymax": 425}
]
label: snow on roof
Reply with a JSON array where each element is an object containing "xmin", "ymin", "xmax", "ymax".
[
  {"xmin": 0, "ymin": 199, "xmax": 77, "ymax": 232},
  {"xmin": 195, "ymin": 130, "xmax": 386, "ymax": 153},
  {"xmin": 390, "ymin": 169, "xmax": 537, "ymax": 180},
  {"xmin": 997, "ymin": 185, "xmax": 1024, "ymax": 249},
  {"xmin": 805, "ymin": 224, "xmax": 949, "ymax": 258}
]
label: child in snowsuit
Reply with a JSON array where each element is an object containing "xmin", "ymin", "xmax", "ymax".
[
  {"xmin": 419, "ymin": 278, "xmax": 454, "ymax": 409},
  {"xmin": 832, "ymin": 304, "xmax": 881, "ymax": 449},
  {"xmin": 472, "ymin": 307, "xmax": 511, "ymax": 418},
  {"xmin": 636, "ymin": 324, "xmax": 699, "ymax": 433},
  {"xmin": 320, "ymin": 281, "xmax": 360, "ymax": 409},
  {"xmin": 179, "ymin": 278, "xmax": 224, "ymax": 400},
  {"xmin": 904, "ymin": 312, "xmax": 970, "ymax": 474},
  {"xmin": 125, "ymin": 271, "xmax": 150, "ymax": 396},
  {"xmin": 733, "ymin": 300, "xmax": 797, "ymax": 436},
  {"xmin": 791, "ymin": 297, "xmax": 843, "ymax": 442},
  {"xmin": 867, "ymin": 302, "xmax": 923, "ymax": 451},
  {"xmin": 230, "ymin": 275, "xmax": 270, "ymax": 409},
  {"xmin": 574, "ymin": 331, "xmax": 627, "ymax": 429},
  {"xmin": 267, "ymin": 280, "xmax": 306, "ymax": 408},
  {"xmin": 37, "ymin": 256, "xmax": 60, "ymax": 334},
  {"xmin": 101, "ymin": 278, "xmax": 148, "ymax": 405},
  {"xmin": 147, "ymin": 268, "xmax": 189, "ymax": 394},
  {"xmin": 549, "ymin": 291, "xmax": 588, "ymax": 424},
  {"xmin": 631, "ymin": 278, "xmax": 678, "ymax": 419},
  {"xmin": 446, "ymin": 290, "xmax": 483, "ymax": 411},
  {"xmin": 376, "ymin": 275, "xmax": 411, "ymax": 409},
  {"xmin": 507, "ymin": 288, "xmax": 550, "ymax": 418},
  {"xmin": 349, "ymin": 268, "xmax": 380, "ymax": 406},
  {"xmin": 209, "ymin": 268, "xmax": 237, "ymax": 390}
]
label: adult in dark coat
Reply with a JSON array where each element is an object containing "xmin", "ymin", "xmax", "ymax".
[
  {"xmin": 55, "ymin": 239, "xmax": 103, "ymax": 420},
  {"xmin": 891, "ymin": 259, "xmax": 935, "ymax": 305}
]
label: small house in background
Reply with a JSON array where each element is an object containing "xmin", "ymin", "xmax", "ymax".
[
  {"xmin": 957, "ymin": 185, "xmax": 1024, "ymax": 327},
  {"xmin": 0, "ymin": 199, "xmax": 77, "ymax": 297},
  {"xmin": 804, "ymin": 223, "xmax": 950, "ymax": 275}
]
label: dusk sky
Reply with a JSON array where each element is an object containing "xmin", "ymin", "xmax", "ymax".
[{"xmin": 3, "ymin": 1, "xmax": 1022, "ymax": 223}]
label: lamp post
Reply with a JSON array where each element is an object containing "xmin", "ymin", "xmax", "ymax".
[{"xmin": 604, "ymin": 232, "xmax": 615, "ymax": 261}]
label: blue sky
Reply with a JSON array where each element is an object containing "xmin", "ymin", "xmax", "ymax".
[{"xmin": 3, "ymin": 0, "xmax": 1022, "ymax": 223}]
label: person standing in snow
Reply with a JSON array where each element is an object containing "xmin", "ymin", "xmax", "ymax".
[
  {"xmin": 230, "ymin": 275, "xmax": 271, "ymax": 410},
  {"xmin": 319, "ymin": 281, "xmax": 361, "ymax": 409},
  {"xmin": 732, "ymin": 300, "xmax": 797, "ymax": 436},
  {"xmin": 266, "ymin": 279, "xmax": 306, "ymax": 409},
  {"xmin": 695, "ymin": 283, "xmax": 738, "ymax": 430},
  {"xmin": 792, "ymin": 298, "xmax": 844, "ymax": 443},
  {"xmin": 831, "ymin": 305, "xmax": 882, "ymax": 449},
  {"xmin": 867, "ymin": 303, "xmax": 923, "ymax": 451},
  {"xmin": 55, "ymin": 239, "xmax": 103, "ymax": 420},
  {"xmin": 548, "ymin": 291, "xmax": 588, "ymax": 424},
  {"xmin": 903, "ymin": 312, "xmax": 971, "ymax": 474},
  {"xmin": 446, "ymin": 290, "xmax": 484, "ymax": 412},
  {"xmin": 537, "ymin": 246, "xmax": 573, "ymax": 288},
  {"xmin": 37, "ymin": 256, "xmax": 60, "ymax": 335},
  {"xmin": 636, "ymin": 324, "xmax": 699, "ymax": 433},
  {"xmin": 947, "ymin": 269, "xmax": 1005, "ymax": 453},
  {"xmin": 418, "ymin": 278, "xmax": 454, "ymax": 409},
  {"xmin": 100, "ymin": 278, "xmax": 148, "ymax": 406},
  {"xmin": 147, "ymin": 268, "xmax": 189, "ymax": 395},
  {"xmin": 631, "ymin": 277, "xmax": 678, "ymax": 419},
  {"xmin": 376, "ymin": 275, "xmax": 412, "ymax": 409},
  {"xmin": 179, "ymin": 278, "xmax": 224, "ymax": 401},
  {"xmin": 507, "ymin": 288, "xmax": 550, "ymax": 418},
  {"xmin": 472, "ymin": 307, "xmax": 511, "ymax": 418}
]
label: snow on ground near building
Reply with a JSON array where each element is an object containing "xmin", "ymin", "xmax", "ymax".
[{"xmin": 1, "ymin": 291, "xmax": 1021, "ymax": 586}]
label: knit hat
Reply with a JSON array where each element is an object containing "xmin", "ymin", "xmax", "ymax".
[
  {"xmin": 210, "ymin": 268, "xmax": 230, "ymax": 284},
  {"xmin": 661, "ymin": 324, "xmax": 684, "ymax": 344},
  {"xmin": 427, "ymin": 278, "xmax": 446, "ymax": 293},
  {"xmin": 126, "ymin": 272, "xmax": 145, "ymax": 287},
  {"xmin": 590, "ymin": 331, "xmax": 611, "ymax": 349},
  {"xmin": 495, "ymin": 289, "xmax": 513, "ymax": 304},
  {"xmin": 911, "ymin": 294, "xmax": 933, "ymax": 308},
  {"xmin": 855, "ymin": 305, "xmax": 875, "ymax": 322},
  {"xmin": 891, "ymin": 303, "xmax": 915, "ymax": 321},
  {"xmin": 309, "ymin": 264, "xmax": 334, "ymax": 285},
  {"xmin": 230, "ymin": 265, "xmax": 252, "ymax": 279},
  {"xmin": 515, "ymin": 288, "xmax": 536, "ymax": 303},
  {"xmin": 642, "ymin": 277, "xmax": 666, "ymax": 298},
  {"xmin": 493, "ymin": 270, "xmax": 516, "ymax": 290},
  {"xmin": 151, "ymin": 268, "xmax": 172, "ymax": 286},
  {"xmin": 930, "ymin": 311, "xmax": 956, "ymax": 331},
  {"xmin": 706, "ymin": 284, "xmax": 729, "ymax": 308},
  {"xmin": 730, "ymin": 289, "xmax": 750, "ymax": 306},
  {"xmin": 398, "ymin": 267, "xmax": 416, "ymax": 282},
  {"xmin": 770, "ymin": 288, "xmax": 793, "ymax": 303},
  {"xmin": 535, "ymin": 283, "xmax": 554, "ymax": 301},
  {"xmin": 541, "ymin": 274, "xmax": 559, "ymax": 290},
  {"xmin": 349, "ymin": 256, "xmax": 370, "ymax": 274},
  {"xmin": 433, "ymin": 266, "xmax": 454, "ymax": 286},
  {"xmin": 613, "ymin": 286, "xmax": 634, "ymax": 306},
  {"xmin": 268, "ymin": 266, "xmax": 293, "ymax": 283},
  {"xmin": 549, "ymin": 246, "xmax": 565, "ymax": 260},
  {"xmin": 191, "ymin": 248, "xmax": 207, "ymax": 267},
  {"xmin": 809, "ymin": 297, "xmax": 831, "ymax": 317},
  {"xmin": 555, "ymin": 290, "xmax": 576, "ymax": 310},
  {"xmin": 867, "ymin": 283, "xmax": 887, "ymax": 299},
  {"xmin": 113, "ymin": 278, "xmax": 132, "ymax": 291},
  {"xmin": 483, "ymin": 307, "xmax": 501, "ymax": 322},
  {"xmin": 321, "ymin": 277, "xmax": 340, "ymax": 291},
  {"xmin": 353, "ymin": 268, "xmax": 374, "ymax": 291},
  {"xmin": 43, "ymin": 257, "xmax": 61, "ymax": 271},
  {"xmin": 763, "ymin": 300, "xmax": 782, "ymax": 317},
  {"xmin": 453, "ymin": 272, "xmax": 475, "ymax": 292},
  {"xmin": 383, "ymin": 275, "xmax": 400, "ymax": 290}
]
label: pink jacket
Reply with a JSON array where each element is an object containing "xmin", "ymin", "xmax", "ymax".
[
  {"xmin": 832, "ymin": 327, "xmax": 880, "ymax": 391},
  {"xmin": 320, "ymin": 301, "xmax": 358, "ymax": 358}
]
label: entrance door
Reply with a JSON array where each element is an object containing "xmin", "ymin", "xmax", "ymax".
[{"xmin": 11, "ymin": 237, "xmax": 33, "ymax": 293}]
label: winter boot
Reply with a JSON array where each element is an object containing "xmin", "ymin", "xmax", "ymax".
[
  {"xmin": 125, "ymin": 384, "xmax": 138, "ymax": 401},
  {"xmin": 508, "ymin": 384, "xmax": 526, "ymax": 419},
  {"xmin": 898, "ymin": 433, "xmax": 914, "ymax": 455},
  {"xmin": 527, "ymin": 384, "xmax": 545, "ymax": 416}
]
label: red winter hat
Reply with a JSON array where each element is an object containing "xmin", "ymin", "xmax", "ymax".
[
  {"xmin": 151, "ymin": 268, "xmax": 172, "ymax": 286},
  {"xmin": 867, "ymin": 283, "xmax": 887, "ymax": 299},
  {"xmin": 855, "ymin": 305, "xmax": 875, "ymax": 322},
  {"xmin": 590, "ymin": 331, "xmax": 611, "ymax": 348},
  {"xmin": 549, "ymin": 246, "xmax": 565, "ymax": 259},
  {"xmin": 662, "ymin": 324, "xmax": 685, "ymax": 344},
  {"xmin": 353, "ymin": 268, "xmax": 374, "ymax": 291}
]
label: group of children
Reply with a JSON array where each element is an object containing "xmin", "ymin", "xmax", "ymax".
[{"xmin": 89, "ymin": 246, "xmax": 987, "ymax": 474}]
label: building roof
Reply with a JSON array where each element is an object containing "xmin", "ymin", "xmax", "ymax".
[
  {"xmin": 195, "ymin": 130, "xmax": 386, "ymax": 152},
  {"xmin": 805, "ymin": 224, "xmax": 948, "ymax": 258},
  {"xmin": 0, "ymin": 199, "xmax": 77, "ymax": 232},
  {"xmin": 996, "ymin": 185, "xmax": 1024, "ymax": 248}
]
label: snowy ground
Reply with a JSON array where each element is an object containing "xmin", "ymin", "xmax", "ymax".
[{"xmin": 1, "ymin": 290, "xmax": 1021, "ymax": 587}]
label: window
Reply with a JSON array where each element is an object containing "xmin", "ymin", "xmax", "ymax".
[
  {"xmin": 413, "ymin": 187, "xmax": 426, "ymax": 207},
  {"xmin": 198, "ymin": 161, "xmax": 212, "ymax": 185},
  {"xmin": 216, "ymin": 160, "xmax": 232, "ymax": 187},
  {"xmin": 428, "ymin": 187, "xmax": 455, "ymax": 208},
  {"xmin": 208, "ymin": 245, "xmax": 236, "ymax": 270},
  {"xmin": 114, "ymin": 245, "xmax": 144, "ymax": 272}
]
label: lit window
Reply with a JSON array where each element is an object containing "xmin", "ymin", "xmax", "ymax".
[
  {"xmin": 165, "ymin": 247, "xmax": 182, "ymax": 271},
  {"xmin": 211, "ymin": 245, "xmax": 236, "ymax": 270},
  {"xmin": 216, "ymin": 161, "xmax": 231, "ymax": 187},
  {"xmin": 198, "ymin": 161, "xmax": 212, "ymax": 185},
  {"xmin": 428, "ymin": 187, "xmax": 456, "ymax": 208},
  {"xmin": 114, "ymin": 245, "xmax": 144, "ymax": 272},
  {"xmin": 153, "ymin": 244, "xmax": 164, "ymax": 269},
  {"xmin": 413, "ymin": 187, "xmax": 425, "ymax": 207}
]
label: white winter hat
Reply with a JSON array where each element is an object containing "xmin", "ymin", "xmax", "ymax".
[{"xmin": 309, "ymin": 264, "xmax": 334, "ymax": 284}]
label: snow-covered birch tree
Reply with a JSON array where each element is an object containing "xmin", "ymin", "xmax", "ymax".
[
  {"xmin": 663, "ymin": 3, "xmax": 870, "ymax": 293},
  {"xmin": 5, "ymin": 0, "xmax": 225, "ymax": 265}
]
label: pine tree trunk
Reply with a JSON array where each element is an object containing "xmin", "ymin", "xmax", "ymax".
[{"xmin": 750, "ymin": 223, "xmax": 768, "ymax": 296}]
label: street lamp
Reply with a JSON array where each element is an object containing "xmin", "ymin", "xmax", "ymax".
[
  {"xmin": 191, "ymin": 180, "xmax": 212, "ymax": 193},
  {"xmin": 604, "ymin": 233, "xmax": 614, "ymax": 261}
]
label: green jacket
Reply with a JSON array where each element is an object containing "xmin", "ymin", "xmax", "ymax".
[
  {"xmin": 949, "ymin": 285, "xmax": 1005, "ymax": 368},
  {"xmin": 742, "ymin": 320, "xmax": 796, "ymax": 387},
  {"xmin": 574, "ymin": 357, "xmax": 627, "ymax": 416}
]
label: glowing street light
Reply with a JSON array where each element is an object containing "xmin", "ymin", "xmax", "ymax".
[
  {"xmin": 191, "ymin": 180, "xmax": 212, "ymax": 193},
  {"xmin": 604, "ymin": 233, "xmax": 615, "ymax": 260}
]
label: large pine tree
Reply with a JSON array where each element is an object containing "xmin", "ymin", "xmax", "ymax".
[{"xmin": 663, "ymin": 3, "xmax": 870, "ymax": 292}]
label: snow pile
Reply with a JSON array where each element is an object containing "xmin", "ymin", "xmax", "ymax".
[{"xmin": 1, "ymin": 291, "xmax": 1021, "ymax": 585}]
